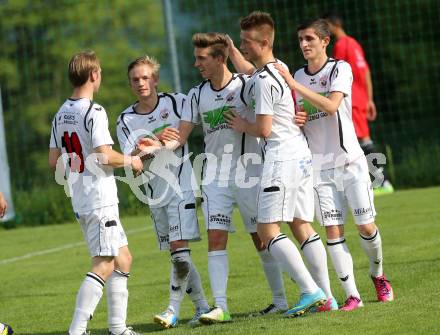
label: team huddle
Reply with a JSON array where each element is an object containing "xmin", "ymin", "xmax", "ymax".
[{"xmin": 48, "ymin": 11, "xmax": 394, "ymax": 335}]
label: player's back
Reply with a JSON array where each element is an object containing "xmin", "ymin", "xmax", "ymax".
[{"xmin": 50, "ymin": 98, "xmax": 118, "ymax": 214}]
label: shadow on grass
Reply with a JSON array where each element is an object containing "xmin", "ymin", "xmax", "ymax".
[{"xmin": 21, "ymin": 322, "xmax": 163, "ymax": 335}]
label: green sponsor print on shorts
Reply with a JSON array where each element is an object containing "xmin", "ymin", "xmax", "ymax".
[
  {"xmin": 300, "ymin": 92, "xmax": 327, "ymax": 115},
  {"xmin": 202, "ymin": 105, "xmax": 235, "ymax": 128}
]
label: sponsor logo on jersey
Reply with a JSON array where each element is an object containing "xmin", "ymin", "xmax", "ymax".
[
  {"xmin": 202, "ymin": 105, "xmax": 234, "ymax": 129},
  {"xmin": 62, "ymin": 113, "xmax": 78, "ymax": 125},
  {"xmin": 160, "ymin": 109, "xmax": 169, "ymax": 120},
  {"xmin": 170, "ymin": 225, "xmax": 179, "ymax": 232},
  {"xmin": 310, "ymin": 78, "xmax": 316, "ymax": 85},
  {"xmin": 147, "ymin": 115, "xmax": 156, "ymax": 123},
  {"xmin": 152, "ymin": 123, "xmax": 172, "ymax": 135},
  {"xmin": 323, "ymin": 209, "xmax": 343, "ymax": 221},
  {"xmin": 353, "ymin": 207, "xmax": 372, "ymax": 216}
]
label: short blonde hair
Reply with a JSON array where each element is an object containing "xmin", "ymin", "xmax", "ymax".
[
  {"xmin": 240, "ymin": 11, "xmax": 275, "ymax": 47},
  {"xmin": 127, "ymin": 55, "xmax": 161, "ymax": 80},
  {"xmin": 68, "ymin": 50, "xmax": 100, "ymax": 87},
  {"xmin": 192, "ymin": 32, "xmax": 229, "ymax": 61}
]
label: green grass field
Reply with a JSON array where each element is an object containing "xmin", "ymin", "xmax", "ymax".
[{"xmin": 1, "ymin": 187, "xmax": 439, "ymax": 335}]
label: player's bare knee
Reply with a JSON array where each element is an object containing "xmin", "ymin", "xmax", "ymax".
[
  {"xmin": 207, "ymin": 229, "xmax": 228, "ymax": 250},
  {"xmin": 358, "ymin": 222, "xmax": 377, "ymax": 236},
  {"xmin": 170, "ymin": 240, "xmax": 189, "ymax": 252},
  {"xmin": 92, "ymin": 256, "xmax": 115, "ymax": 280},
  {"xmin": 250, "ymin": 232, "xmax": 265, "ymax": 251},
  {"xmin": 325, "ymin": 225, "xmax": 344, "ymax": 240}
]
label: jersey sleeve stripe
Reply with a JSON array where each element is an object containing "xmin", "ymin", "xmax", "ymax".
[
  {"xmin": 237, "ymin": 74, "xmax": 247, "ymax": 106},
  {"xmin": 83, "ymin": 100, "xmax": 95, "ymax": 133},
  {"xmin": 336, "ymin": 111, "xmax": 348, "ymax": 153},
  {"xmin": 264, "ymin": 66, "xmax": 284, "ymax": 97},
  {"xmin": 163, "ymin": 92, "xmax": 180, "ymax": 119}
]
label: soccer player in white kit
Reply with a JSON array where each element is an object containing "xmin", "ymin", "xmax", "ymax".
[
  {"xmin": 116, "ymin": 56, "xmax": 209, "ymax": 328},
  {"xmin": 163, "ymin": 32, "xmax": 288, "ymax": 323},
  {"xmin": 275, "ymin": 18, "xmax": 394, "ymax": 311},
  {"xmin": 48, "ymin": 51, "xmax": 143, "ymax": 335},
  {"xmin": 226, "ymin": 15, "xmax": 337, "ymax": 312},
  {"xmin": 226, "ymin": 12, "xmax": 327, "ymax": 317}
]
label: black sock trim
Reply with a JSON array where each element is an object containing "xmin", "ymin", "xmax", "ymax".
[
  {"xmin": 326, "ymin": 238, "xmax": 346, "ymax": 246},
  {"xmin": 171, "ymin": 248, "xmax": 191, "ymax": 256},
  {"xmin": 86, "ymin": 272, "xmax": 105, "ymax": 287},
  {"xmin": 114, "ymin": 270, "xmax": 130, "ymax": 278},
  {"xmin": 267, "ymin": 234, "xmax": 287, "ymax": 252},
  {"xmin": 360, "ymin": 230, "xmax": 378, "ymax": 241},
  {"xmin": 300, "ymin": 233, "xmax": 321, "ymax": 250}
]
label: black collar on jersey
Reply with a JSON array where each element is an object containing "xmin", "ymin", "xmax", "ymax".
[
  {"xmin": 208, "ymin": 73, "xmax": 235, "ymax": 92},
  {"xmin": 304, "ymin": 58, "xmax": 335, "ymax": 76},
  {"xmin": 131, "ymin": 94, "xmax": 162, "ymax": 115},
  {"xmin": 68, "ymin": 97, "xmax": 90, "ymax": 102}
]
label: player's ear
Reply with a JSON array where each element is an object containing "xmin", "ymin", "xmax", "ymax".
[
  {"xmin": 322, "ymin": 36, "xmax": 330, "ymax": 47},
  {"xmin": 90, "ymin": 69, "xmax": 98, "ymax": 82}
]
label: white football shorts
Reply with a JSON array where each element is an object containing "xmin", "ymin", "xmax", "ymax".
[
  {"xmin": 257, "ymin": 156, "xmax": 314, "ymax": 224},
  {"xmin": 76, "ymin": 204, "xmax": 128, "ymax": 257},
  {"xmin": 314, "ymin": 156, "xmax": 376, "ymax": 226},
  {"xmin": 201, "ymin": 180, "xmax": 259, "ymax": 233},
  {"xmin": 150, "ymin": 191, "xmax": 201, "ymax": 250}
]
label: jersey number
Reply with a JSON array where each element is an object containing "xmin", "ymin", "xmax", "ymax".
[{"xmin": 61, "ymin": 131, "xmax": 84, "ymax": 173}]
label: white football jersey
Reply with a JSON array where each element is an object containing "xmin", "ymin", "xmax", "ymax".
[
  {"xmin": 294, "ymin": 58, "xmax": 364, "ymax": 170},
  {"xmin": 117, "ymin": 92, "xmax": 195, "ymax": 208},
  {"xmin": 181, "ymin": 74, "xmax": 261, "ymax": 182},
  {"xmin": 246, "ymin": 60, "xmax": 310, "ymax": 162},
  {"xmin": 49, "ymin": 98, "xmax": 118, "ymax": 214}
]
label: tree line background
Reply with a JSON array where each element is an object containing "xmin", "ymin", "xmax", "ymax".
[{"xmin": 0, "ymin": 0, "xmax": 439, "ymax": 226}]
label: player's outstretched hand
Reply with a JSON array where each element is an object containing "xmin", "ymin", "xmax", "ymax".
[
  {"xmin": 157, "ymin": 127, "xmax": 180, "ymax": 142},
  {"xmin": 367, "ymin": 100, "xmax": 377, "ymax": 121},
  {"xmin": 137, "ymin": 137, "xmax": 160, "ymax": 151},
  {"xmin": 0, "ymin": 192, "xmax": 7, "ymax": 218},
  {"xmin": 295, "ymin": 108, "xmax": 308, "ymax": 127},
  {"xmin": 274, "ymin": 63, "xmax": 296, "ymax": 89},
  {"xmin": 130, "ymin": 155, "xmax": 144, "ymax": 175},
  {"xmin": 224, "ymin": 109, "xmax": 248, "ymax": 133}
]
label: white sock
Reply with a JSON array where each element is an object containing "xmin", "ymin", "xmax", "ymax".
[
  {"xmin": 301, "ymin": 234, "xmax": 333, "ymax": 299},
  {"xmin": 69, "ymin": 272, "xmax": 104, "ymax": 335},
  {"xmin": 107, "ymin": 270, "xmax": 129, "ymax": 335},
  {"xmin": 268, "ymin": 234, "xmax": 319, "ymax": 294},
  {"xmin": 208, "ymin": 250, "xmax": 228, "ymax": 311},
  {"xmin": 359, "ymin": 229, "xmax": 383, "ymax": 277},
  {"xmin": 327, "ymin": 237, "xmax": 361, "ymax": 299},
  {"xmin": 186, "ymin": 262, "xmax": 210, "ymax": 311},
  {"xmin": 258, "ymin": 249, "xmax": 287, "ymax": 307},
  {"xmin": 168, "ymin": 248, "xmax": 192, "ymax": 317}
]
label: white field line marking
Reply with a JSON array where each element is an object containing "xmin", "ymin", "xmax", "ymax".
[{"xmin": 0, "ymin": 226, "xmax": 150, "ymax": 266}]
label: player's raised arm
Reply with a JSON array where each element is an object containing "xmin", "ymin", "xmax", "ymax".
[
  {"xmin": 274, "ymin": 63, "xmax": 343, "ymax": 115},
  {"xmin": 226, "ymin": 34, "xmax": 255, "ymax": 75}
]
